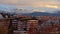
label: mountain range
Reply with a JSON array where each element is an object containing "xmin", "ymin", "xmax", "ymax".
[{"xmin": 22, "ymin": 11, "xmax": 60, "ymax": 16}]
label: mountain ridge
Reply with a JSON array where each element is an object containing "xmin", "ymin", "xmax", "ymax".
[{"xmin": 22, "ymin": 11, "xmax": 60, "ymax": 16}]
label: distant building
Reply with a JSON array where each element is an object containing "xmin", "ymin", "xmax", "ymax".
[{"xmin": 27, "ymin": 20, "xmax": 38, "ymax": 34}]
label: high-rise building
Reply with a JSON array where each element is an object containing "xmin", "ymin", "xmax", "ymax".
[{"xmin": 27, "ymin": 20, "xmax": 38, "ymax": 34}]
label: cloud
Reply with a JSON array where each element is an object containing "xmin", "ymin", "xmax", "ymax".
[
  {"xmin": 0, "ymin": 0, "xmax": 34, "ymax": 6},
  {"xmin": 0, "ymin": 0, "xmax": 60, "ymax": 13},
  {"xmin": 0, "ymin": 0, "xmax": 60, "ymax": 7},
  {"xmin": 38, "ymin": 0, "xmax": 60, "ymax": 2}
]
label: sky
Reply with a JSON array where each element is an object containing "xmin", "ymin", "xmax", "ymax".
[{"xmin": 0, "ymin": 0, "xmax": 60, "ymax": 13}]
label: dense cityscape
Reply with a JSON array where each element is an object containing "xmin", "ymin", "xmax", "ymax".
[
  {"xmin": 0, "ymin": 14, "xmax": 60, "ymax": 34},
  {"xmin": 0, "ymin": 0, "xmax": 60, "ymax": 34}
]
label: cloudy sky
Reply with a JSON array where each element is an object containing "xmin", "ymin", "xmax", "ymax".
[{"xmin": 0, "ymin": 0, "xmax": 60, "ymax": 13}]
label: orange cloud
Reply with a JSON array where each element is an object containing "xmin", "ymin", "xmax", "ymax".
[
  {"xmin": 32, "ymin": 1, "xmax": 60, "ymax": 8},
  {"xmin": 0, "ymin": 0, "xmax": 60, "ymax": 8}
]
